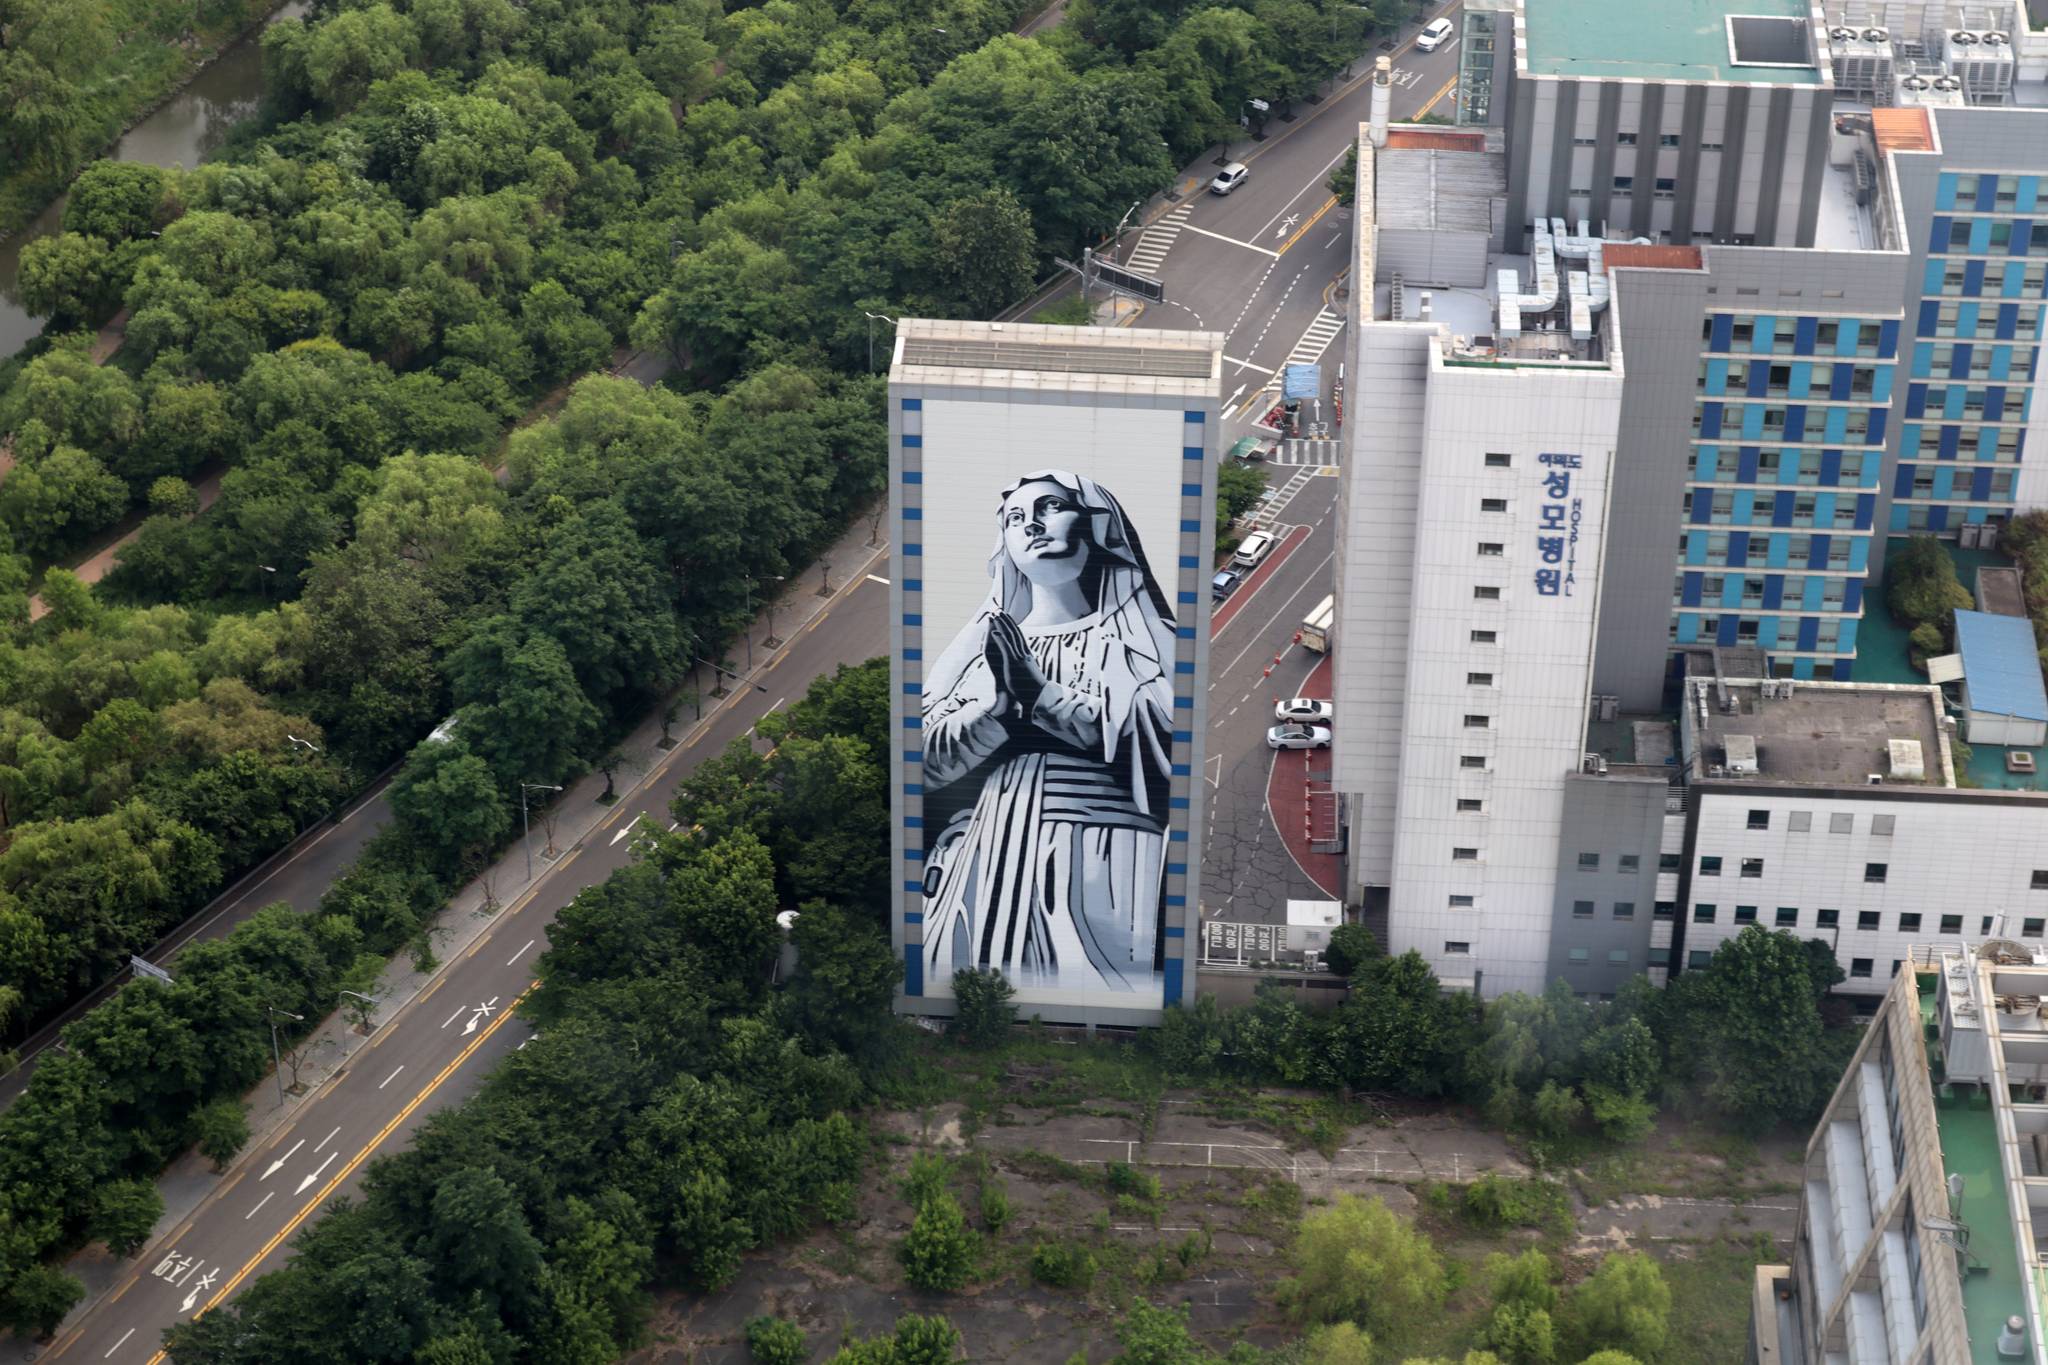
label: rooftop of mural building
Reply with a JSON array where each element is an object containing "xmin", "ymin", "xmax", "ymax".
[{"xmin": 1520, "ymin": 0, "xmax": 1825, "ymax": 85}]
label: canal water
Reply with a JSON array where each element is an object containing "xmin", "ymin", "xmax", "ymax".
[{"xmin": 0, "ymin": 1, "xmax": 309, "ymax": 358}]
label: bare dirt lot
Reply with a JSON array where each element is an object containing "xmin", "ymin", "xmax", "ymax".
[{"xmin": 626, "ymin": 1053, "xmax": 1807, "ymax": 1364}]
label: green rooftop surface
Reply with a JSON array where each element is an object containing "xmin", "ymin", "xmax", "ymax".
[
  {"xmin": 1935, "ymin": 1085, "xmax": 2033, "ymax": 1361},
  {"xmin": 1521, "ymin": 0, "xmax": 1822, "ymax": 84}
]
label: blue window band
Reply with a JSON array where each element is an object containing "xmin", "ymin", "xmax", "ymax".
[
  {"xmin": 904, "ymin": 783, "xmax": 923, "ymax": 795},
  {"xmin": 902, "ymin": 434, "xmax": 922, "ymax": 447},
  {"xmin": 901, "ymin": 398, "xmax": 922, "ymax": 411},
  {"xmin": 904, "ymin": 543, "xmax": 922, "ymax": 555},
  {"xmin": 904, "ymin": 911, "xmax": 924, "ymax": 924},
  {"xmin": 1184, "ymin": 410, "xmax": 1205, "ymax": 423},
  {"xmin": 902, "ymin": 470, "xmax": 922, "ymax": 484},
  {"xmin": 903, "ymin": 613, "xmax": 922, "ymax": 626}
]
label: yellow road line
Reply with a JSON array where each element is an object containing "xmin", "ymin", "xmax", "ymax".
[
  {"xmin": 142, "ymin": 984, "xmax": 538, "ymax": 1365},
  {"xmin": 1277, "ymin": 196, "xmax": 1339, "ymax": 255},
  {"xmin": 1417, "ymin": 74, "xmax": 1457, "ymax": 119}
]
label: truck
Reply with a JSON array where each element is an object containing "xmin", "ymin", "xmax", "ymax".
[{"xmin": 1300, "ymin": 594, "xmax": 1334, "ymax": 652}]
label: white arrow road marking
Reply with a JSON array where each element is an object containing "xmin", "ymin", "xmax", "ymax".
[
  {"xmin": 179, "ymin": 1268, "xmax": 218, "ymax": 1314},
  {"xmin": 313, "ymin": 1124, "xmax": 340, "ymax": 1152},
  {"xmin": 245, "ymin": 1191, "xmax": 275, "ymax": 1221},
  {"xmin": 1274, "ymin": 212, "xmax": 1300, "ymax": 239},
  {"xmin": 294, "ymin": 1151, "xmax": 338, "ymax": 1195},
  {"xmin": 507, "ymin": 938, "xmax": 535, "ymax": 966},
  {"xmin": 378, "ymin": 1065, "xmax": 405, "ymax": 1090},
  {"xmin": 105, "ymin": 1327, "xmax": 135, "ymax": 1356},
  {"xmin": 462, "ymin": 996, "xmax": 499, "ymax": 1036},
  {"xmin": 609, "ymin": 824, "xmax": 632, "ymax": 846},
  {"xmin": 260, "ymin": 1137, "xmax": 304, "ymax": 1180}
]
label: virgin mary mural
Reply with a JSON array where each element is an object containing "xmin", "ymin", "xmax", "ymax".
[{"xmin": 920, "ymin": 469, "xmax": 1176, "ymax": 996}]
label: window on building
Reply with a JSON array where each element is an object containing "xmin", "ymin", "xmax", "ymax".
[
  {"xmin": 1614, "ymin": 902, "xmax": 1635, "ymax": 919},
  {"xmin": 1982, "ymin": 916, "xmax": 1995, "ymax": 936},
  {"xmin": 1735, "ymin": 905, "xmax": 1758, "ymax": 924},
  {"xmin": 1578, "ymin": 852, "xmax": 1601, "ymax": 870},
  {"xmin": 1851, "ymin": 957, "xmax": 1874, "ymax": 978},
  {"xmin": 1818, "ymin": 908, "xmax": 1840, "ymax": 927},
  {"xmin": 1660, "ymin": 133, "xmax": 1681, "ymax": 147},
  {"xmin": 1830, "ymin": 812, "xmax": 1855, "ymax": 834},
  {"xmin": 1660, "ymin": 853, "xmax": 1682, "ymax": 872},
  {"xmin": 1788, "ymin": 811, "xmax": 1812, "ymax": 832},
  {"xmin": 1654, "ymin": 901, "xmax": 1676, "ymax": 919},
  {"xmin": 1464, "ymin": 714, "xmax": 1490, "ymax": 728},
  {"xmin": 1573, "ymin": 900, "xmax": 1595, "ymax": 919},
  {"xmin": 1747, "ymin": 809, "xmax": 1769, "ymax": 830},
  {"xmin": 1617, "ymin": 131, "xmax": 1638, "ymax": 145},
  {"xmin": 1461, "ymin": 755, "xmax": 1486, "ymax": 768},
  {"xmin": 1453, "ymin": 847, "xmax": 1479, "ymax": 861},
  {"xmin": 1859, "ymin": 911, "xmax": 1882, "ymax": 931},
  {"xmin": 1694, "ymin": 904, "xmax": 1717, "ymax": 923},
  {"xmin": 1866, "ymin": 862, "xmax": 1888, "ymax": 883},
  {"xmin": 1485, "ymin": 452, "xmax": 1512, "ymax": 468},
  {"xmin": 1871, "ymin": 814, "xmax": 1895, "ymax": 836},
  {"xmin": 1654, "ymin": 178, "xmax": 1677, "ymax": 199},
  {"xmin": 2025, "ymin": 918, "xmax": 2045, "ymax": 938},
  {"xmin": 1699, "ymin": 855, "xmax": 1722, "ymax": 876},
  {"xmin": 1649, "ymin": 946, "xmax": 1672, "ymax": 966},
  {"xmin": 1478, "ymin": 542, "xmax": 1504, "ymax": 556},
  {"xmin": 1900, "ymin": 913, "xmax": 1922, "ymax": 932},
  {"xmin": 1741, "ymin": 857, "xmax": 1764, "ymax": 878},
  {"xmin": 1689, "ymin": 949, "xmax": 1715, "ymax": 968},
  {"xmin": 2032, "ymin": 870, "xmax": 2048, "ymax": 890},
  {"xmin": 1474, "ymin": 586, "xmax": 1501, "ymax": 600},
  {"xmin": 1456, "ymin": 799, "xmax": 1484, "ymax": 814},
  {"xmin": 1608, "ymin": 948, "xmax": 1632, "ymax": 964},
  {"xmin": 1940, "ymin": 913, "xmax": 1962, "ymax": 934},
  {"xmin": 1481, "ymin": 498, "xmax": 1508, "ymax": 513},
  {"xmin": 1445, "ymin": 941, "xmax": 1471, "ymax": 954},
  {"xmin": 1776, "ymin": 906, "xmax": 1799, "ymax": 926},
  {"xmin": 1471, "ymin": 629, "xmax": 1497, "ymax": 643},
  {"xmin": 1619, "ymin": 854, "xmax": 1640, "ymax": 873},
  {"xmin": 1449, "ymin": 894, "xmax": 1475, "ymax": 907},
  {"xmin": 1467, "ymin": 672, "xmax": 1494, "ymax": 686},
  {"xmin": 1568, "ymin": 947, "xmax": 1591, "ymax": 962}
]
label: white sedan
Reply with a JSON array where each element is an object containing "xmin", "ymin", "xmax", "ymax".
[
  {"xmin": 1267, "ymin": 724, "xmax": 1333, "ymax": 751},
  {"xmin": 1274, "ymin": 698, "xmax": 1335, "ymax": 724},
  {"xmin": 1416, "ymin": 16, "xmax": 1455, "ymax": 52}
]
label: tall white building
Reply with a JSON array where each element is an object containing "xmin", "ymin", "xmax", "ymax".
[{"xmin": 1334, "ymin": 125, "xmax": 1625, "ymax": 995}]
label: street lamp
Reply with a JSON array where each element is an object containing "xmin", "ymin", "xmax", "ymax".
[
  {"xmin": 752, "ymin": 574, "xmax": 789, "ymax": 648},
  {"xmin": 287, "ymin": 734, "xmax": 320, "ymax": 755},
  {"xmin": 862, "ymin": 311, "xmax": 897, "ymax": 374},
  {"xmin": 265, "ymin": 1007, "xmax": 303, "ymax": 1106},
  {"xmin": 338, "ymin": 990, "xmax": 376, "ymax": 1060},
  {"xmin": 258, "ymin": 563, "xmax": 277, "ymax": 600},
  {"xmin": 519, "ymin": 782, "xmax": 562, "ymax": 880}
]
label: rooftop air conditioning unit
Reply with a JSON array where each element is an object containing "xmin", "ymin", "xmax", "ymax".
[
  {"xmin": 1581, "ymin": 754, "xmax": 1609, "ymax": 775},
  {"xmin": 1902, "ymin": 75, "xmax": 1931, "ymax": 91},
  {"xmin": 1864, "ymin": 27, "xmax": 1889, "ymax": 42},
  {"xmin": 1951, "ymin": 30, "xmax": 1979, "ymax": 46},
  {"xmin": 1832, "ymin": 26, "xmax": 1855, "ymax": 42},
  {"xmin": 1868, "ymin": 773, "xmax": 1885, "ymax": 784},
  {"xmin": 1933, "ymin": 74, "xmax": 1962, "ymax": 90},
  {"xmin": 1985, "ymin": 31, "xmax": 2011, "ymax": 46}
]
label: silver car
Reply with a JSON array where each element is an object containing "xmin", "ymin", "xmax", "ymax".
[
  {"xmin": 1274, "ymin": 698, "xmax": 1335, "ymax": 724},
  {"xmin": 1266, "ymin": 724, "xmax": 1332, "ymax": 751}
]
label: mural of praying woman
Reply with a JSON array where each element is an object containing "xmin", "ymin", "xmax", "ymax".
[{"xmin": 919, "ymin": 469, "xmax": 1177, "ymax": 996}]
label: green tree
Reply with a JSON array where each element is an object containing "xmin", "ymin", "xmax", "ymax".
[
  {"xmin": 949, "ymin": 968, "xmax": 1015, "ymax": 1048},
  {"xmin": 900, "ymin": 1192, "xmax": 975, "ymax": 1291},
  {"xmin": 930, "ymin": 188, "xmax": 1038, "ymax": 318},
  {"xmin": 1478, "ymin": 1302, "xmax": 1556, "ymax": 1365},
  {"xmin": 89, "ymin": 1178, "xmax": 164, "ymax": 1257},
  {"xmin": 1323, "ymin": 923, "xmax": 1379, "ymax": 978},
  {"xmin": 890, "ymin": 1313, "xmax": 963, "ymax": 1365},
  {"xmin": 1562, "ymin": 1252, "xmax": 1669, "ymax": 1362},
  {"xmin": 1328, "ymin": 951, "xmax": 1472, "ymax": 1097},
  {"xmin": 388, "ymin": 737, "xmax": 511, "ymax": 864},
  {"xmin": 1280, "ymin": 1194, "xmax": 1446, "ymax": 1338},
  {"xmin": 1885, "ymin": 534, "xmax": 1972, "ymax": 643},
  {"xmin": 1111, "ymin": 1303, "xmax": 1212, "ymax": 1365},
  {"xmin": 747, "ymin": 1315, "xmax": 807, "ymax": 1365},
  {"xmin": 1217, "ymin": 460, "xmax": 1267, "ymax": 531},
  {"xmin": 0, "ymin": 1263, "xmax": 85, "ymax": 1339},
  {"xmin": 194, "ymin": 1096, "xmax": 250, "ymax": 1171},
  {"xmin": 17, "ymin": 233, "xmax": 112, "ymax": 324},
  {"xmin": 1304, "ymin": 1323, "xmax": 1374, "ymax": 1365},
  {"xmin": 1662, "ymin": 925, "xmax": 1846, "ymax": 1130}
]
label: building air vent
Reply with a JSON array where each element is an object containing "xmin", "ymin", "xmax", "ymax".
[
  {"xmin": 1724, "ymin": 734, "xmax": 1759, "ymax": 775},
  {"xmin": 1890, "ymin": 738, "xmax": 1926, "ymax": 780}
]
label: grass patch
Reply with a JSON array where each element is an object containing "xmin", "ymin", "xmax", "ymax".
[
  {"xmin": 1661, "ymin": 1235, "xmax": 1781, "ymax": 1365},
  {"xmin": 1193, "ymin": 1088, "xmax": 1375, "ymax": 1158}
]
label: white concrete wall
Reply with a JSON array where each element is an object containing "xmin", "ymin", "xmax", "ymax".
[
  {"xmin": 1383, "ymin": 356, "xmax": 1625, "ymax": 995},
  {"xmin": 1684, "ymin": 788, "xmax": 2048, "ymax": 991}
]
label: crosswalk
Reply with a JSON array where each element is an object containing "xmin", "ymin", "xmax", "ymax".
[
  {"xmin": 1285, "ymin": 309, "xmax": 1347, "ymax": 368},
  {"xmin": 1249, "ymin": 470, "xmax": 1317, "ymax": 530},
  {"xmin": 1267, "ymin": 438, "xmax": 1342, "ymax": 466},
  {"xmin": 1124, "ymin": 203, "xmax": 1190, "ymax": 277}
]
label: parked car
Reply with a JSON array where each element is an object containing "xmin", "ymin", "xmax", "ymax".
[
  {"xmin": 1210, "ymin": 162, "xmax": 1250, "ymax": 195},
  {"xmin": 1416, "ymin": 16, "xmax": 1455, "ymax": 51},
  {"xmin": 1266, "ymin": 724, "xmax": 1332, "ymax": 751},
  {"xmin": 1226, "ymin": 436, "xmax": 1272, "ymax": 463},
  {"xmin": 1232, "ymin": 530, "xmax": 1277, "ymax": 568},
  {"xmin": 1212, "ymin": 568, "xmax": 1245, "ymax": 600},
  {"xmin": 1274, "ymin": 698, "xmax": 1336, "ymax": 724}
]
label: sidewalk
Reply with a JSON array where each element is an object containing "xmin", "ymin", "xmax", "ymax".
[{"xmin": 6, "ymin": 514, "xmax": 891, "ymax": 1362}]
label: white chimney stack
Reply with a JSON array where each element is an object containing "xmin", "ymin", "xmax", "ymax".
[{"xmin": 1370, "ymin": 56, "xmax": 1392, "ymax": 147}]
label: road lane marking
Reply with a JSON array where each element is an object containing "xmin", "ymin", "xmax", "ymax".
[
  {"xmin": 259, "ymin": 1138, "xmax": 303, "ymax": 1180},
  {"xmin": 378, "ymin": 1065, "xmax": 405, "ymax": 1090},
  {"xmin": 313, "ymin": 1124, "xmax": 340, "ymax": 1152},
  {"xmin": 293, "ymin": 1152, "xmax": 336, "ymax": 1195},
  {"xmin": 440, "ymin": 1006, "xmax": 464, "ymax": 1029},
  {"xmin": 105, "ymin": 1327, "xmax": 135, "ymax": 1357},
  {"xmin": 1417, "ymin": 73, "xmax": 1458, "ymax": 118},
  {"xmin": 1178, "ymin": 222, "xmax": 1280, "ymax": 258},
  {"xmin": 144, "ymin": 985, "xmax": 538, "ymax": 1364},
  {"xmin": 507, "ymin": 937, "xmax": 536, "ymax": 965},
  {"xmin": 864, "ymin": 573, "xmax": 890, "ymax": 584},
  {"xmin": 1277, "ymin": 196, "xmax": 1339, "ymax": 255},
  {"xmin": 1323, "ymin": 230, "xmax": 1342, "ymax": 249},
  {"xmin": 1217, "ymin": 551, "xmax": 1336, "ymax": 676},
  {"xmin": 245, "ymin": 1191, "xmax": 274, "ymax": 1221},
  {"xmin": 1223, "ymin": 357, "xmax": 1274, "ymax": 374}
]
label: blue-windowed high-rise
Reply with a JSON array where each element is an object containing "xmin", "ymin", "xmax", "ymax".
[
  {"xmin": 1894, "ymin": 170, "xmax": 2048, "ymax": 537},
  {"xmin": 1671, "ymin": 313, "xmax": 1897, "ymax": 680}
]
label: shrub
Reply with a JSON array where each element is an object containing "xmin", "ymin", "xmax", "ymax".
[
  {"xmin": 1303, "ymin": 1322, "xmax": 1374, "ymax": 1365},
  {"xmin": 889, "ymin": 1313, "xmax": 963, "ymax": 1365},
  {"xmin": 948, "ymin": 968, "xmax": 1015, "ymax": 1049},
  {"xmin": 901, "ymin": 1193, "xmax": 975, "ymax": 1291},
  {"xmin": 1105, "ymin": 1161, "xmax": 1162, "ymax": 1202},
  {"xmin": 1563, "ymin": 1252, "xmax": 1671, "ymax": 1362},
  {"xmin": 193, "ymin": 1097, "xmax": 250, "ymax": 1172},
  {"xmin": 746, "ymin": 1315, "xmax": 807, "ymax": 1365},
  {"xmin": 1279, "ymin": 1194, "xmax": 1446, "ymax": 1337},
  {"xmin": 1478, "ymin": 1301, "xmax": 1557, "ymax": 1365},
  {"xmin": 978, "ymin": 1179, "xmax": 1010, "ymax": 1233},
  {"xmin": 1461, "ymin": 1176, "xmax": 1571, "ymax": 1234},
  {"xmin": 901, "ymin": 1152, "xmax": 952, "ymax": 1209},
  {"xmin": 1323, "ymin": 923, "xmax": 1380, "ymax": 978},
  {"xmin": 1030, "ymin": 1240, "xmax": 1096, "ymax": 1290}
]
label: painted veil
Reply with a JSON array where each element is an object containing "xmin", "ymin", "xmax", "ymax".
[{"xmin": 920, "ymin": 470, "xmax": 1177, "ymax": 996}]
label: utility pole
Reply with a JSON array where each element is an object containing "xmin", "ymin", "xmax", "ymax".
[
  {"xmin": 265, "ymin": 1007, "xmax": 303, "ymax": 1106},
  {"xmin": 519, "ymin": 782, "xmax": 562, "ymax": 880}
]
